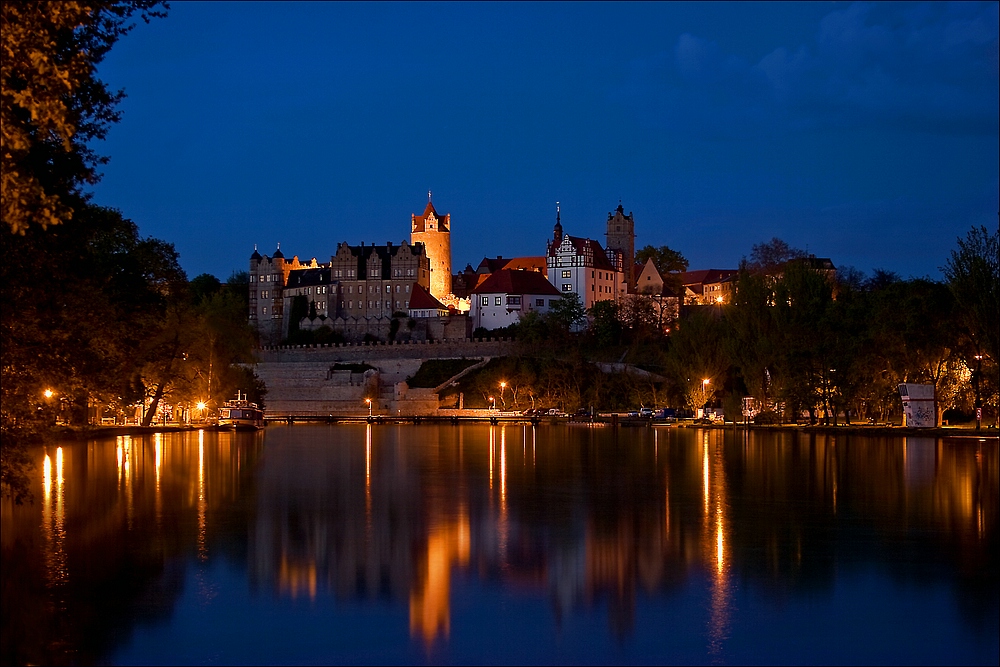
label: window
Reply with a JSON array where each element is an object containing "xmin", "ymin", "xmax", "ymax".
[
  {"xmin": 495, "ymin": 296, "xmax": 502, "ymax": 306},
  {"xmin": 536, "ymin": 298, "xmax": 544, "ymax": 307},
  {"xmin": 250, "ymin": 275, "xmax": 257, "ymax": 282},
  {"xmin": 562, "ymin": 284, "xmax": 572, "ymax": 292},
  {"xmin": 262, "ymin": 290, "xmax": 269, "ymax": 299},
  {"xmin": 335, "ymin": 270, "xmax": 342, "ymax": 278},
  {"xmin": 507, "ymin": 296, "xmax": 521, "ymax": 306},
  {"xmin": 385, "ymin": 301, "xmax": 390, "ymax": 309},
  {"xmin": 385, "ymin": 285, "xmax": 391, "ymax": 293},
  {"xmin": 481, "ymin": 296, "xmax": 489, "ymax": 306},
  {"xmin": 368, "ymin": 301, "xmax": 373, "ymax": 309},
  {"xmin": 405, "ymin": 300, "xmax": 409, "ymax": 308},
  {"xmin": 395, "ymin": 285, "xmax": 400, "ymax": 293},
  {"xmin": 262, "ymin": 307, "xmax": 267, "ymax": 314},
  {"xmin": 562, "ymin": 270, "xmax": 571, "ymax": 278},
  {"xmin": 348, "ymin": 300, "xmax": 352, "ymax": 309},
  {"xmin": 405, "ymin": 285, "xmax": 410, "ymax": 293}
]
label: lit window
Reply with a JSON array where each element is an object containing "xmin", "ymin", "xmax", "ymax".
[
  {"xmin": 536, "ymin": 299, "xmax": 544, "ymax": 307},
  {"xmin": 495, "ymin": 296, "xmax": 502, "ymax": 306},
  {"xmin": 262, "ymin": 307, "xmax": 267, "ymax": 314},
  {"xmin": 507, "ymin": 296, "xmax": 521, "ymax": 306},
  {"xmin": 481, "ymin": 296, "xmax": 489, "ymax": 306},
  {"xmin": 562, "ymin": 284, "xmax": 572, "ymax": 292},
  {"xmin": 562, "ymin": 270, "xmax": 571, "ymax": 278}
]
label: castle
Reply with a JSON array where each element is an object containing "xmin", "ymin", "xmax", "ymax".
[
  {"xmin": 249, "ymin": 195, "xmax": 457, "ymax": 344},
  {"xmin": 249, "ymin": 196, "xmax": 641, "ymax": 343}
]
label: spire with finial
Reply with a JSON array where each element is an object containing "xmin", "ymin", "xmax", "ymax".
[
  {"xmin": 428, "ymin": 189, "xmax": 432, "ymax": 203},
  {"xmin": 553, "ymin": 201, "xmax": 563, "ymax": 246}
]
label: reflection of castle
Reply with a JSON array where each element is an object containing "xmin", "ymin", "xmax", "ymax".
[{"xmin": 7, "ymin": 427, "xmax": 996, "ymax": 661}]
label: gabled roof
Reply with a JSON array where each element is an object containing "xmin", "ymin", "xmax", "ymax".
[
  {"xmin": 476, "ymin": 255, "xmax": 547, "ymax": 274},
  {"xmin": 411, "ymin": 198, "xmax": 450, "ymax": 233},
  {"xmin": 472, "ymin": 269, "xmax": 561, "ymax": 296},
  {"xmin": 549, "ymin": 235, "xmax": 616, "ymax": 271},
  {"xmin": 408, "ymin": 282, "xmax": 448, "ymax": 310}
]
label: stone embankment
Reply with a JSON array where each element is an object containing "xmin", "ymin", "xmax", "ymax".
[{"xmin": 255, "ymin": 338, "xmax": 513, "ymax": 417}]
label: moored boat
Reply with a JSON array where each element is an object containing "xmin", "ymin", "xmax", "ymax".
[{"xmin": 218, "ymin": 392, "xmax": 265, "ymax": 429}]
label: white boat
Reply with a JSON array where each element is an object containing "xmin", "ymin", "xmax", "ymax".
[{"xmin": 218, "ymin": 392, "xmax": 265, "ymax": 430}]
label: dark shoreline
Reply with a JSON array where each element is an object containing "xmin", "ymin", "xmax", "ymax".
[{"xmin": 51, "ymin": 420, "xmax": 999, "ymax": 440}]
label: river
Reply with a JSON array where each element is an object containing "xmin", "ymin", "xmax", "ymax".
[{"xmin": 1, "ymin": 425, "xmax": 996, "ymax": 665}]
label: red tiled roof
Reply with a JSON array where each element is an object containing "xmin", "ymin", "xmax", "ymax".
[
  {"xmin": 502, "ymin": 256, "xmax": 546, "ymax": 272},
  {"xmin": 472, "ymin": 269, "xmax": 560, "ymax": 296},
  {"xmin": 408, "ymin": 283, "xmax": 447, "ymax": 310}
]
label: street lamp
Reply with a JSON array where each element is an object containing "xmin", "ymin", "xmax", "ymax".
[
  {"xmin": 702, "ymin": 379, "xmax": 710, "ymax": 417},
  {"xmin": 489, "ymin": 396, "xmax": 496, "ymax": 412},
  {"xmin": 365, "ymin": 398, "xmax": 372, "ymax": 417},
  {"xmin": 499, "ymin": 381, "xmax": 507, "ymax": 409},
  {"xmin": 44, "ymin": 389, "xmax": 54, "ymax": 399}
]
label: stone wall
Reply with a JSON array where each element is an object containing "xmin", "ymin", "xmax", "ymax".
[{"xmin": 254, "ymin": 338, "xmax": 514, "ymax": 417}]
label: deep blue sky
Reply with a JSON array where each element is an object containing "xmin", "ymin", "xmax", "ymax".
[{"xmin": 91, "ymin": 1, "xmax": 999, "ymax": 282}]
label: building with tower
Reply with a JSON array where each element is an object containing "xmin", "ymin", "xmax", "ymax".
[
  {"xmin": 605, "ymin": 202, "xmax": 636, "ymax": 290},
  {"xmin": 411, "ymin": 193, "xmax": 452, "ymax": 301},
  {"xmin": 545, "ymin": 203, "xmax": 626, "ymax": 311}
]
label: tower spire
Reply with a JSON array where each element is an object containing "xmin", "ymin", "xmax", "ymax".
[{"xmin": 553, "ymin": 201, "xmax": 563, "ymax": 245}]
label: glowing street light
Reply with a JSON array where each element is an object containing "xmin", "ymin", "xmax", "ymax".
[
  {"xmin": 365, "ymin": 398, "xmax": 373, "ymax": 417},
  {"xmin": 43, "ymin": 389, "xmax": 54, "ymax": 399},
  {"xmin": 499, "ymin": 381, "xmax": 507, "ymax": 409},
  {"xmin": 489, "ymin": 396, "xmax": 496, "ymax": 412},
  {"xmin": 701, "ymin": 379, "xmax": 710, "ymax": 415}
]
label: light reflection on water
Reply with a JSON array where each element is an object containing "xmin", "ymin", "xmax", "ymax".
[{"xmin": 1, "ymin": 426, "xmax": 997, "ymax": 665}]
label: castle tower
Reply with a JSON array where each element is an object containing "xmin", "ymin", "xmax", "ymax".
[
  {"xmin": 606, "ymin": 201, "xmax": 635, "ymax": 289},
  {"xmin": 411, "ymin": 191, "xmax": 452, "ymax": 299}
]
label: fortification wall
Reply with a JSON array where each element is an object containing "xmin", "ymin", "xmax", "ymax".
[
  {"xmin": 255, "ymin": 338, "xmax": 513, "ymax": 416},
  {"xmin": 257, "ymin": 338, "xmax": 512, "ymax": 363}
]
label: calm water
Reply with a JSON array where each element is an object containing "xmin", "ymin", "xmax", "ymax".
[{"xmin": 1, "ymin": 425, "xmax": 996, "ymax": 665}]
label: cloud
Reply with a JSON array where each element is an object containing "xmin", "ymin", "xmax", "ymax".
[{"xmin": 616, "ymin": 1, "xmax": 999, "ymax": 138}]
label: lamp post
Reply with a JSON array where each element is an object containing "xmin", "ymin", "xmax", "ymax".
[
  {"xmin": 499, "ymin": 381, "xmax": 507, "ymax": 410},
  {"xmin": 489, "ymin": 396, "xmax": 496, "ymax": 413},
  {"xmin": 365, "ymin": 398, "xmax": 372, "ymax": 417},
  {"xmin": 702, "ymin": 379, "xmax": 710, "ymax": 418}
]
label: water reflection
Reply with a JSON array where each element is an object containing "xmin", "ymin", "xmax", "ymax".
[{"xmin": 1, "ymin": 427, "xmax": 997, "ymax": 665}]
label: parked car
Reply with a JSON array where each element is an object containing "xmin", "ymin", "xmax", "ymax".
[
  {"xmin": 627, "ymin": 410, "xmax": 640, "ymax": 417},
  {"xmin": 639, "ymin": 408, "xmax": 654, "ymax": 418},
  {"xmin": 547, "ymin": 408, "xmax": 563, "ymax": 416}
]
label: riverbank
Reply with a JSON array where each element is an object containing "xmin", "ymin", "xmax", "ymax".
[{"xmin": 51, "ymin": 419, "xmax": 999, "ymax": 440}]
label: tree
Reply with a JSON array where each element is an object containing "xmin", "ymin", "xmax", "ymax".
[
  {"xmin": 943, "ymin": 225, "xmax": 999, "ymax": 366},
  {"xmin": 587, "ymin": 299, "xmax": 622, "ymax": 348},
  {"xmin": 746, "ymin": 237, "xmax": 807, "ymax": 273},
  {"xmin": 2, "ymin": 1, "xmax": 168, "ymax": 234},
  {"xmin": 664, "ymin": 309, "xmax": 729, "ymax": 412},
  {"xmin": 1, "ymin": 204, "xmax": 184, "ymax": 499},
  {"xmin": 635, "ymin": 244, "xmax": 689, "ymax": 275},
  {"xmin": 549, "ymin": 293, "xmax": 587, "ymax": 332}
]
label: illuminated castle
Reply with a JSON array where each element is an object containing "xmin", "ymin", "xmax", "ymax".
[{"xmin": 410, "ymin": 192, "xmax": 452, "ymax": 300}]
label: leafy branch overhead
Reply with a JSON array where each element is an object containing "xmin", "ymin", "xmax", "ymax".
[{"xmin": 1, "ymin": 1, "xmax": 167, "ymax": 234}]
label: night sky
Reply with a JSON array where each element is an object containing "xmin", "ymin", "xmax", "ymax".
[{"xmin": 90, "ymin": 1, "xmax": 999, "ymax": 282}]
